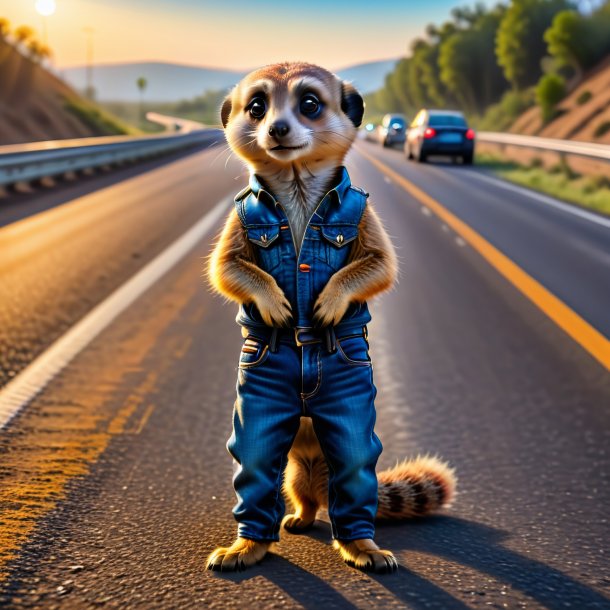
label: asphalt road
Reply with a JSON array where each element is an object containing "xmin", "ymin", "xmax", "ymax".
[{"xmin": 0, "ymin": 138, "xmax": 608, "ymax": 609}]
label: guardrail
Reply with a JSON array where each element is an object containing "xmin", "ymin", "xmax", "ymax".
[
  {"xmin": 477, "ymin": 132, "xmax": 610, "ymax": 162},
  {"xmin": 0, "ymin": 129, "xmax": 221, "ymax": 188}
]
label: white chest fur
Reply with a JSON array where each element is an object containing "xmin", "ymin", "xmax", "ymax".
[{"xmin": 258, "ymin": 166, "xmax": 337, "ymax": 257}]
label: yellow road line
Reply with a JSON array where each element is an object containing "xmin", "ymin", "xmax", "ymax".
[{"xmin": 357, "ymin": 146, "xmax": 610, "ymax": 371}]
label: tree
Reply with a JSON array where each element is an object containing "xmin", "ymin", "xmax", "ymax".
[
  {"xmin": 136, "ymin": 76, "xmax": 147, "ymax": 122},
  {"xmin": 13, "ymin": 25, "xmax": 35, "ymax": 49},
  {"xmin": 544, "ymin": 7, "xmax": 610, "ymax": 81},
  {"xmin": 496, "ymin": 0, "xmax": 573, "ymax": 90},
  {"xmin": 536, "ymin": 72, "xmax": 566, "ymax": 122},
  {"xmin": 439, "ymin": 8, "xmax": 508, "ymax": 114},
  {"xmin": 0, "ymin": 17, "xmax": 10, "ymax": 40}
]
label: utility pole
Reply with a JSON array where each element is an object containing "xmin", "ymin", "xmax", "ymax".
[{"xmin": 83, "ymin": 27, "xmax": 95, "ymax": 100}]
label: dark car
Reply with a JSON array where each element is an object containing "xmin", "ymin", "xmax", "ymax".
[
  {"xmin": 405, "ymin": 109, "xmax": 475, "ymax": 164},
  {"xmin": 378, "ymin": 113, "xmax": 407, "ymax": 148}
]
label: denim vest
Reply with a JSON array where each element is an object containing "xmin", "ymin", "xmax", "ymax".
[{"xmin": 234, "ymin": 166, "xmax": 372, "ymax": 331}]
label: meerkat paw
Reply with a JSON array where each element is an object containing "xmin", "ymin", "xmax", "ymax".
[
  {"xmin": 255, "ymin": 285, "xmax": 293, "ymax": 327},
  {"xmin": 282, "ymin": 512, "xmax": 316, "ymax": 533},
  {"xmin": 206, "ymin": 537, "xmax": 271, "ymax": 572},
  {"xmin": 312, "ymin": 284, "xmax": 350, "ymax": 327},
  {"xmin": 333, "ymin": 539, "xmax": 398, "ymax": 574}
]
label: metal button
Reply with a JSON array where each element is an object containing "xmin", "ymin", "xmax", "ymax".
[
  {"xmin": 299, "ymin": 263, "xmax": 311, "ymax": 272},
  {"xmin": 336, "ymin": 234, "xmax": 344, "ymax": 244},
  {"xmin": 261, "ymin": 234, "xmax": 268, "ymax": 243}
]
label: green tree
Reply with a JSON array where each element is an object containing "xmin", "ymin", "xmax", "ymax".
[
  {"xmin": 496, "ymin": 0, "xmax": 573, "ymax": 90},
  {"xmin": 136, "ymin": 76, "xmax": 147, "ymax": 122},
  {"xmin": 544, "ymin": 7, "xmax": 610, "ymax": 81},
  {"xmin": 440, "ymin": 8, "xmax": 508, "ymax": 114},
  {"xmin": 536, "ymin": 72, "xmax": 566, "ymax": 122}
]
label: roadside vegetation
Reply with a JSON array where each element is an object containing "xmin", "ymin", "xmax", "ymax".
[
  {"xmin": 365, "ymin": 0, "xmax": 610, "ymax": 133},
  {"xmin": 476, "ymin": 152, "xmax": 610, "ymax": 216},
  {"xmin": 101, "ymin": 88, "xmax": 225, "ymax": 131},
  {"xmin": 0, "ymin": 16, "xmax": 136, "ymax": 142},
  {"xmin": 64, "ymin": 97, "xmax": 139, "ymax": 136}
]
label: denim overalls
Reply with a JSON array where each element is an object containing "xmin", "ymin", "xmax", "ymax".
[{"xmin": 227, "ymin": 167, "xmax": 383, "ymax": 542}]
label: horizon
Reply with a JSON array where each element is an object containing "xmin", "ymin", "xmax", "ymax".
[{"xmin": 0, "ymin": 0, "xmax": 498, "ymax": 71}]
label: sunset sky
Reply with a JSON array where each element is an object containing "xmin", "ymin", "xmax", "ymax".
[{"xmin": 0, "ymin": 0, "xmax": 499, "ymax": 70}]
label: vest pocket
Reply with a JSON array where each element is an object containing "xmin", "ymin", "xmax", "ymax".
[
  {"xmin": 246, "ymin": 224, "xmax": 282, "ymax": 271},
  {"xmin": 317, "ymin": 224, "xmax": 358, "ymax": 270}
]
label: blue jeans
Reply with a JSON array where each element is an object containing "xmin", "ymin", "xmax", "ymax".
[{"xmin": 227, "ymin": 330, "xmax": 383, "ymax": 542}]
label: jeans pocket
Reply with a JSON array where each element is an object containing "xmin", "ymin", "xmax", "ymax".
[
  {"xmin": 238, "ymin": 336, "xmax": 271, "ymax": 369},
  {"xmin": 335, "ymin": 336, "xmax": 372, "ymax": 366}
]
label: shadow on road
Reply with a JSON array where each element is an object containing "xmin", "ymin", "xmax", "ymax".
[
  {"xmin": 374, "ymin": 516, "xmax": 608, "ymax": 609},
  {"xmin": 210, "ymin": 516, "xmax": 607, "ymax": 609}
]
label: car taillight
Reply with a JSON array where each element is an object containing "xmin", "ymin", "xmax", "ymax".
[
  {"xmin": 465, "ymin": 128, "xmax": 475, "ymax": 140},
  {"xmin": 423, "ymin": 127, "xmax": 436, "ymax": 139}
]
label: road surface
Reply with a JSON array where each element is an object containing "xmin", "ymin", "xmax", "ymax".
[{"xmin": 0, "ymin": 137, "xmax": 608, "ymax": 609}]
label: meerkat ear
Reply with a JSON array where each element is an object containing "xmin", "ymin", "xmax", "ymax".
[
  {"xmin": 341, "ymin": 82, "xmax": 364, "ymax": 128},
  {"xmin": 220, "ymin": 95, "xmax": 232, "ymax": 128}
]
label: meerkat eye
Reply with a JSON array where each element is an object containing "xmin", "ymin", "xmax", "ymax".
[
  {"xmin": 300, "ymin": 93, "xmax": 322, "ymax": 118},
  {"xmin": 247, "ymin": 96, "xmax": 266, "ymax": 119}
]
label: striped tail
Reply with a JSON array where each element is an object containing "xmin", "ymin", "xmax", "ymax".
[{"xmin": 376, "ymin": 455, "xmax": 457, "ymax": 519}]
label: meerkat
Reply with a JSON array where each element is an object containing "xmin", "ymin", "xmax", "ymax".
[{"xmin": 206, "ymin": 62, "xmax": 456, "ymax": 573}]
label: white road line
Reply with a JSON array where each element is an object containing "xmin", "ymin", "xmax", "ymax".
[
  {"xmin": 462, "ymin": 169, "xmax": 610, "ymax": 229},
  {"xmin": 0, "ymin": 196, "xmax": 230, "ymax": 429}
]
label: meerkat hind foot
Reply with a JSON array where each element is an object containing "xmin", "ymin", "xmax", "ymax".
[
  {"xmin": 333, "ymin": 538, "xmax": 398, "ymax": 573},
  {"xmin": 282, "ymin": 513, "xmax": 316, "ymax": 533},
  {"xmin": 206, "ymin": 537, "xmax": 271, "ymax": 572}
]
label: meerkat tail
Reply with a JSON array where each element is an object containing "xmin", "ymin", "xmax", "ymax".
[{"xmin": 376, "ymin": 455, "xmax": 457, "ymax": 520}]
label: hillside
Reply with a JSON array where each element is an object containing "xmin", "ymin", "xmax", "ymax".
[
  {"xmin": 62, "ymin": 59, "xmax": 399, "ymax": 103},
  {"xmin": 510, "ymin": 56, "xmax": 610, "ymax": 144},
  {"xmin": 0, "ymin": 39, "xmax": 133, "ymax": 145}
]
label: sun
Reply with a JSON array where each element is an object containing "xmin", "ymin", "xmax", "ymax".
[{"xmin": 35, "ymin": 0, "xmax": 56, "ymax": 17}]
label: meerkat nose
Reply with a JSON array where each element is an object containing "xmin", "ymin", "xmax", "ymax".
[{"xmin": 268, "ymin": 121, "xmax": 290, "ymax": 139}]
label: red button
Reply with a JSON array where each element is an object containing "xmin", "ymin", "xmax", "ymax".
[{"xmin": 299, "ymin": 263, "xmax": 311, "ymax": 272}]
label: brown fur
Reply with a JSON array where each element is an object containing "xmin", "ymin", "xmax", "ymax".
[
  {"xmin": 283, "ymin": 418, "xmax": 457, "ymax": 523},
  {"xmin": 206, "ymin": 62, "xmax": 453, "ymax": 574}
]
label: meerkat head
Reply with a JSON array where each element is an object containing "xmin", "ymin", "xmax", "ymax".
[{"xmin": 220, "ymin": 62, "xmax": 364, "ymax": 173}]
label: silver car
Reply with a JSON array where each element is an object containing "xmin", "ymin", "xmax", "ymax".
[{"xmin": 378, "ymin": 114, "xmax": 407, "ymax": 148}]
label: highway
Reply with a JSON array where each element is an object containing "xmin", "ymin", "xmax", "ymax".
[{"xmin": 0, "ymin": 137, "xmax": 608, "ymax": 609}]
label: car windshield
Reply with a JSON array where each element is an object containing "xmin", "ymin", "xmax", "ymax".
[
  {"xmin": 389, "ymin": 117, "xmax": 405, "ymax": 127},
  {"xmin": 428, "ymin": 114, "xmax": 467, "ymax": 127}
]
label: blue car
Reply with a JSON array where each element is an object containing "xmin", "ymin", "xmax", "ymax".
[{"xmin": 405, "ymin": 109, "xmax": 475, "ymax": 164}]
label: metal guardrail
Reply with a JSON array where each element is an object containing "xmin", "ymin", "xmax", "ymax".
[
  {"xmin": 0, "ymin": 129, "xmax": 221, "ymax": 187},
  {"xmin": 477, "ymin": 132, "xmax": 610, "ymax": 162}
]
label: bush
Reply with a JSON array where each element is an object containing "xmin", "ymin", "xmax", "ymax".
[
  {"xmin": 593, "ymin": 121, "xmax": 610, "ymax": 138},
  {"xmin": 536, "ymin": 73, "xmax": 566, "ymax": 123},
  {"xmin": 576, "ymin": 90, "xmax": 592, "ymax": 105},
  {"xmin": 476, "ymin": 89, "xmax": 535, "ymax": 131}
]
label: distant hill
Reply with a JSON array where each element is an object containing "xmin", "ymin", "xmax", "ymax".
[
  {"xmin": 0, "ymin": 39, "xmax": 133, "ymax": 145},
  {"xmin": 336, "ymin": 59, "xmax": 398, "ymax": 94},
  {"xmin": 62, "ymin": 59, "xmax": 398, "ymax": 103}
]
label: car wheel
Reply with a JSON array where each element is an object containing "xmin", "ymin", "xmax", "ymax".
[
  {"xmin": 417, "ymin": 149, "xmax": 427, "ymax": 163},
  {"xmin": 463, "ymin": 153, "xmax": 473, "ymax": 165}
]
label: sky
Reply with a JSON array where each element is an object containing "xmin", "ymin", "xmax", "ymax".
[{"xmin": 0, "ymin": 0, "xmax": 499, "ymax": 71}]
